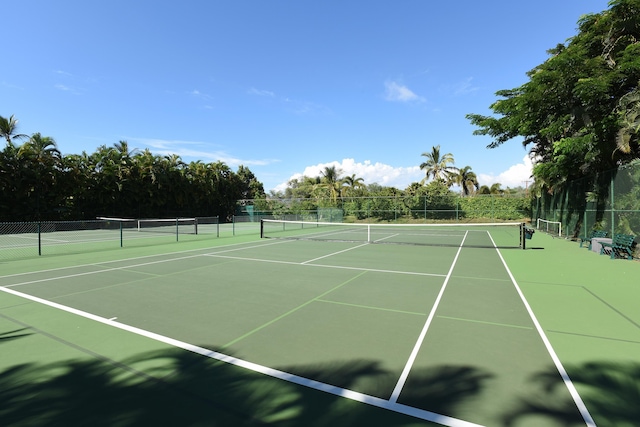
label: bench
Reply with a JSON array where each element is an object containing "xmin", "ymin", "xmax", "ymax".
[
  {"xmin": 580, "ymin": 230, "xmax": 608, "ymax": 249},
  {"xmin": 599, "ymin": 234, "xmax": 636, "ymax": 260}
]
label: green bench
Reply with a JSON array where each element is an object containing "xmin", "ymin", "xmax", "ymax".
[
  {"xmin": 580, "ymin": 230, "xmax": 608, "ymax": 250},
  {"xmin": 599, "ymin": 234, "xmax": 636, "ymax": 260}
]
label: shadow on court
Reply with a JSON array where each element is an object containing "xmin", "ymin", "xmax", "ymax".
[
  {"xmin": 0, "ymin": 329, "xmax": 636, "ymax": 426},
  {"xmin": 502, "ymin": 361, "xmax": 640, "ymax": 427}
]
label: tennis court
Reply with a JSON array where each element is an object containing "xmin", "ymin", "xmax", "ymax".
[{"xmin": 1, "ymin": 221, "xmax": 638, "ymax": 426}]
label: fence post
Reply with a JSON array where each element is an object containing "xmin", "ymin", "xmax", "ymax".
[
  {"xmin": 610, "ymin": 173, "xmax": 615, "ymax": 237},
  {"xmin": 38, "ymin": 222, "xmax": 42, "ymax": 256}
]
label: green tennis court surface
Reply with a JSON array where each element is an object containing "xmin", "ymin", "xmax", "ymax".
[{"xmin": 1, "ymin": 228, "xmax": 638, "ymax": 426}]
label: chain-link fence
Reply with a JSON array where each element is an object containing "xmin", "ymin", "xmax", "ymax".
[
  {"xmin": 532, "ymin": 161, "xmax": 640, "ymax": 243},
  {"xmin": 0, "ymin": 217, "xmax": 220, "ymax": 261},
  {"xmin": 239, "ymin": 194, "xmax": 530, "ymax": 223}
]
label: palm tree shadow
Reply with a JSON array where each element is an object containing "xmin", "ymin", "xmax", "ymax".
[
  {"xmin": 397, "ymin": 365, "xmax": 494, "ymax": 415},
  {"xmin": 501, "ymin": 361, "xmax": 640, "ymax": 427},
  {"xmin": 0, "ymin": 328, "xmax": 33, "ymax": 342},
  {"xmin": 0, "ymin": 340, "xmax": 495, "ymax": 427}
]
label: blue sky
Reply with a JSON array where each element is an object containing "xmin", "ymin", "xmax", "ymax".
[{"xmin": 3, "ymin": 0, "xmax": 611, "ymax": 192}]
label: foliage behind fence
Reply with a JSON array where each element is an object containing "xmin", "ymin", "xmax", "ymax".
[
  {"xmin": 532, "ymin": 161, "xmax": 640, "ymax": 240},
  {"xmin": 240, "ymin": 194, "xmax": 531, "ymax": 223}
]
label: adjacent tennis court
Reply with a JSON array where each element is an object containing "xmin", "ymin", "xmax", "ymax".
[{"xmin": 1, "ymin": 221, "xmax": 638, "ymax": 426}]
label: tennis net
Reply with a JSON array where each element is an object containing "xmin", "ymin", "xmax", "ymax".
[
  {"xmin": 536, "ymin": 218, "xmax": 562, "ymax": 237},
  {"xmin": 260, "ymin": 219, "xmax": 527, "ymax": 249},
  {"xmin": 97, "ymin": 217, "xmax": 198, "ymax": 235}
]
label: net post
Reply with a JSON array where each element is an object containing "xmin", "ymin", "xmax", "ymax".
[
  {"xmin": 120, "ymin": 221, "xmax": 123, "ymax": 247},
  {"xmin": 175, "ymin": 218, "xmax": 179, "ymax": 241},
  {"xmin": 521, "ymin": 222, "xmax": 526, "ymax": 249},
  {"xmin": 194, "ymin": 218, "xmax": 198, "ymax": 235},
  {"xmin": 260, "ymin": 219, "xmax": 264, "ymax": 238}
]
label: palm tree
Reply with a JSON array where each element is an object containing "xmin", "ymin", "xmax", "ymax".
[
  {"xmin": 451, "ymin": 166, "xmax": 479, "ymax": 196},
  {"xmin": 18, "ymin": 133, "xmax": 62, "ymax": 219},
  {"xmin": 0, "ymin": 115, "xmax": 28, "ymax": 147},
  {"xmin": 489, "ymin": 183, "xmax": 504, "ymax": 195},
  {"xmin": 342, "ymin": 174, "xmax": 365, "ymax": 196},
  {"xmin": 419, "ymin": 145, "xmax": 457, "ymax": 184},
  {"xmin": 320, "ymin": 165, "xmax": 343, "ymax": 203},
  {"xmin": 18, "ymin": 133, "xmax": 62, "ymax": 164}
]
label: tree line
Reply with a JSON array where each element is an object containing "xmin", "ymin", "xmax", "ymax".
[
  {"xmin": 0, "ymin": 112, "xmax": 522, "ymax": 224},
  {"xmin": 0, "ymin": 115, "xmax": 265, "ymax": 222}
]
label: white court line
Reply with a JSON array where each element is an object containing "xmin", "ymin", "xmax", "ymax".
[
  {"xmin": 488, "ymin": 234, "xmax": 597, "ymax": 427},
  {"xmin": 373, "ymin": 233, "xmax": 399, "ymax": 243},
  {"xmin": 300, "ymin": 242, "xmax": 370, "ymax": 264},
  {"xmin": 203, "ymin": 253, "xmax": 446, "ymax": 277},
  {"xmin": 389, "ymin": 231, "xmax": 469, "ymax": 403},
  {"xmin": 0, "ymin": 284, "xmax": 482, "ymax": 427},
  {"xmin": 2, "ymin": 240, "xmax": 292, "ymax": 289},
  {"xmin": 0, "ymin": 239, "xmax": 288, "ymax": 280}
]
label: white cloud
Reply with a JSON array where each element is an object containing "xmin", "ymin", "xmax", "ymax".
[
  {"xmin": 274, "ymin": 156, "xmax": 534, "ymax": 193},
  {"xmin": 384, "ymin": 80, "xmax": 425, "ymax": 103},
  {"xmin": 477, "ymin": 155, "xmax": 533, "ymax": 188},
  {"xmin": 275, "ymin": 158, "xmax": 423, "ymax": 192}
]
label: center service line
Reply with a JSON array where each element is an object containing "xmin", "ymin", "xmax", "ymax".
[{"xmin": 388, "ymin": 231, "xmax": 469, "ymax": 404}]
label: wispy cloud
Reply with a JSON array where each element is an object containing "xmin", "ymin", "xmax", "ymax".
[
  {"xmin": 384, "ymin": 80, "xmax": 425, "ymax": 103},
  {"xmin": 248, "ymin": 87, "xmax": 275, "ymax": 97},
  {"xmin": 452, "ymin": 77, "xmax": 480, "ymax": 96},
  {"xmin": 247, "ymin": 86, "xmax": 331, "ymax": 115},
  {"xmin": 127, "ymin": 137, "xmax": 277, "ymax": 167},
  {"xmin": 189, "ymin": 89, "xmax": 213, "ymax": 100},
  {"xmin": 2, "ymin": 81, "xmax": 23, "ymax": 90},
  {"xmin": 283, "ymin": 98, "xmax": 332, "ymax": 115},
  {"xmin": 54, "ymin": 84, "xmax": 82, "ymax": 94}
]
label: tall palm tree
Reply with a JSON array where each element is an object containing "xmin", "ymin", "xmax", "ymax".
[
  {"xmin": 18, "ymin": 133, "xmax": 62, "ymax": 219},
  {"xmin": 0, "ymin": 115, "xmax": 28, "ymax": 147},
  {"xmin": 451, "ymin": 166, "xmax": 479, "ymax": 196},
  {"xmin": 419, "ymin": 145, "xmax": 457, "ymax": 184},
  {"xmin": 18, "ymin": 133, "xmax": 62, "ymax": 164},
  {"xmin": 320, "ymin": 165, "xmax": 343, "ymax": 203}
]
